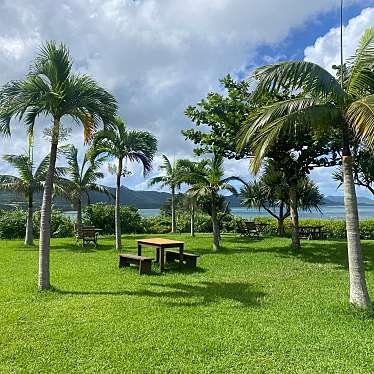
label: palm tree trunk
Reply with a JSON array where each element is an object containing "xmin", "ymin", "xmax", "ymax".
[
  {"xmin": 289, "ymin": 180, "xmax": 300, "ymax": 251},
  {"xmin": 38, "ymin": 118, "xmax": 60, "ymax": 290},
  {"xmin": 76, "ymin": 198, "xmax": 82, "ymax": 225},
  {"xmin": 25, "ymin": 193, "xmax": 33, "ymax": 245},
  {"xmin": 277, "ymin": 202, "xmax": 285, "ymax": 236},
  {"xmin": 211, "ymin": 195, "xmax": 220, "ymax": 252},
  {"xmin": 115, "ymin": 158, "xmax": 123, "ymax": 250},
  {"xmin": 190, "ymin": 203, "xmax": 195, "ymax": 237},
  {"xmin": 342, "ymin": 154, "xmax": 371, "ymax": 309},
  {"xmin": 171, "ymin": 186, "xmax": 176, "ymax": 233}
]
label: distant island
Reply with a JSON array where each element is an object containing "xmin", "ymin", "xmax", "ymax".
[{"xmin": 0, "ymin": 187, "xmax": 374, "ymax": 211}]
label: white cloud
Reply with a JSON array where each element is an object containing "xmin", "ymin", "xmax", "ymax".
[
  {"xmin": 0, "ymin": 0, "xmax": 369, "ymax": 190},
  {"xmin": 304, "ymin": 7, "xmax": 374, "ymax": 72}
]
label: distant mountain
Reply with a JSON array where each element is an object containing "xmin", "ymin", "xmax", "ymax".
[
  {"xmin": 0, "ymin": 186, "xmax": 172, "ymax": 210},
  {"xmin": 0, "ymin": 188, "xmax": 374, "ymax": 210},
  {"xmin": 322, "ymin": 195, "xmax": 374, "ymax": 206}
]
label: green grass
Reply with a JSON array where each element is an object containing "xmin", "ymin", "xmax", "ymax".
[{"xmin": 1, "ymin": 234, "xmax": 374, "ymax": 373}]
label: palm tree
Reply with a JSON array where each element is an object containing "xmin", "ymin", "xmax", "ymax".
[
  {"xmin": 90, "ymin": 117, "xmax": 157, "ymax": 250},
  {"xmin": 238, "ymin": 28, "xmax": 374, "ymax": 309},
  {"xmin": 185, "ymin": 155, "xmax": 236, "ymax": 251},
  {"xmin": 240, "ymin": 163, "xmax": 324, "ymax": 236},
  {"xmin": 0, "ymin": 151, "xmax": 66, "ymax": 245},
  {"xmin": 149, "ymin": 155, "xmax": 184, "ymax": 233},
  {"xmin": 58, "ymin": 145, "xmax": 112, "ymax": 225},
  {"xmin": 0, "ymin": 154, "xmax": 50, "ymax": 245},
  {"xmin": 0, "ymin": 41, "xmax": 117, "ymax": 290}
]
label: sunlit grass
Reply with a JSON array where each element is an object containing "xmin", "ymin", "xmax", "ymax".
[{"xmin": 1, "ymin": 234, "xmax": 374, "ymax": 373}]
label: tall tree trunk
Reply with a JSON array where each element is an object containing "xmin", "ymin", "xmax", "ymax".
[
  {"xmin": 25, "ymin": 192, "xmax": 33, "ymax": 245},
  {"xmin": 115, "ymin": 158, "xmax": 123, "ymax": 250},
  {"xmin": 171, "ymin": 186, "xmax": 176, "ymax": 233},
  {"xmin": 211, "ymin": 194, "xmax": 220, "ymax": 252},
  {"xmin": 190, "ymin": 203, "xmax": 195, "ymax": 237},
  {"xmin": 277, "ymin": 202, "xmax": 285, "ymax": 236},
  {"xmin": 38, "ymin": 118, "xmax": 59, "ymax": 290},
  {"xmin": 76, "ymin": 198, "xmax": 82, "ymax": 225},
  {"xmin": 342, "ymin": 154, "xmax": 371, "ymax": 309},
  {"xmin": 289, "ymin": 180, "xmax": 300, "ymax": 251}
]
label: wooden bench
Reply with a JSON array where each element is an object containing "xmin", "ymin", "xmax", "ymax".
[
  {"xmin": 165, "ymin": 250, "xmax": 199, "ymax": 268},
  {"xmin": 119, "ymin": 253, "xmax": 153, "ymax": 275}
]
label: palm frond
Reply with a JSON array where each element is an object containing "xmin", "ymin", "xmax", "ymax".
[
  {"xmin": 238, "ymin": 98, "xmax": 341, "ymax": 174},
  {"xmin": 253, "ymin": 60, "xmax": 346, "ymax": 103},
  {"xmin": 347, "ymin": 27, "xmax": 374, "ymax": 97},
  {"xmin": 346, "ymin": 94, "xmax": 374, "ymax": 148}
]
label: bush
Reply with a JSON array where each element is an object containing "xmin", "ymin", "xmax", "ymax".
[
  {"xmin": 0, "ymin": 209, "xmax": 27, "ymax": 239},
  {"xmin": 0, "ymin": 209, "xmax": 74, "ymax": 239},
  {"xmin": 33, "ymin": 210, "xmax": 74, "ymax": 238},
  {"xmin": 143, "ymin": 214, "xmax": 171, "ymax": 234},
  {"xmin": 83, "ymin": 203, "xmax": 144, "ymax": 234}
]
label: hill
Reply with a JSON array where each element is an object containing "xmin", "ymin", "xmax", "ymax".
[{"xmin": 0, "ymin": 188, "xmax": 374, "ymax": 210}]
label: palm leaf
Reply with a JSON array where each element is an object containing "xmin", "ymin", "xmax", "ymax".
[
  {"xmin": 253, "ymin": 60, "xmax": 346, "ymax": 103},
  {"xmin": 346, "ymin": 94, "xmax": 374, "ymax": 148}
]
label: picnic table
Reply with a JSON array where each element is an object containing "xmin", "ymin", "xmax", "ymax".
[
  {"xmin": 299, "ymin": 225, "xmax": 325, "ymax": 240},
  {"xmin": 137, "ymin": 238, "xmax": 184, "ymax": 273}
]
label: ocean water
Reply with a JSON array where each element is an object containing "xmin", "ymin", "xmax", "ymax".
[
  {"xmin": 65, "ymin": 205, "xmax": 374, "ymax": 220},
  {"xmin": 138, "ymin": 206, "xmax": 374, "ymax": 220}
]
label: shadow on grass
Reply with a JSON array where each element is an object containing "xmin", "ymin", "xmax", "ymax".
[{"xmin": 54, "ymin": 280, "xmax": 266, "ymax": 308}]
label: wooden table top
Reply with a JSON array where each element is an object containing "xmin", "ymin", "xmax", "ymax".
[{"xmin": 137, "ymin": 238, "xmax": 184, "ymax": 246}]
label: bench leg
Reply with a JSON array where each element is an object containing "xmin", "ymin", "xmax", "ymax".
[
  {"xmin": 139, "ymin": 260, "xmax": 151, "ymax": 275},
  {"xmin": 185, "ymin": 257, "xmax": 197, "ymax": 268},
  {"xmin": 119, "ymin": 257, "xmax": 129, "ymax": 268},
  {"xmin": 179, "ymin": 244, "xmax": 184, "ymax": 269}
]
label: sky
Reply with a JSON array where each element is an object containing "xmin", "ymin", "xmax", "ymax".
[{"xmin": 0, "ymin": 0, "xmax": 374, "ymax": 197}]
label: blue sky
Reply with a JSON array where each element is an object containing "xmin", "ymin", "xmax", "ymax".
[{"xmin": 0, "ymin": 1, "xmax": 373, "ymax": 198}]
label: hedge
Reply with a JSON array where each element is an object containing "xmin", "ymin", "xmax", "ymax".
[{"xmin": 1, "ymin": 204, "xmax": 374, "ymax": 240}]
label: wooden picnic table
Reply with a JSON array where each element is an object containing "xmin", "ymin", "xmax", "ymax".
[
  {"xmin": 299, "ymin": 225, "xmax": 324, "ymax": 240},
  {"xmin": 137, "ymin": 238, "xmax": 184, "ymax": 273}
]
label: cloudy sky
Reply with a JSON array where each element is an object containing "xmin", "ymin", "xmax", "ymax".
[{"xmin": 0, "ymin": 0, "xmax": 373, "ymax": 196}]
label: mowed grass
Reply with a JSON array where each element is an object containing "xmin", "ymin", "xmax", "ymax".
[{"xmin": 1, "ymin": 234, "xmax": 374, "ymax": 373}]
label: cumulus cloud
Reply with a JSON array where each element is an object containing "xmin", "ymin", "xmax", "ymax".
[
  {"xmin": 304, "ymin": 7, "xmax": 374, "ymax": 71},
  {"xmin": 0, "ymin": 0, "xmax": 369, "ymax": 190}
]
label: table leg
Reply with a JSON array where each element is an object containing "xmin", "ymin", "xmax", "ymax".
[
  {"xmin": 159, "ymin": 246, "xmax": 165, "ymax": 273},
  {"xmin": 137, "ymin": 243, "xmax": 142, "ymax": 256},
  {"xmin": 179, "ymin": 244, "xmax": 184, "ymax": 269},
  {"xmin": 155, "ymin": 247, "xmax": 160, "ymax": 263}
]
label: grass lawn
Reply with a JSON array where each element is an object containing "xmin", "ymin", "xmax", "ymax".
[{"xmin": 1, "ymin": 234, "xmax": 374, "ymax": 373}]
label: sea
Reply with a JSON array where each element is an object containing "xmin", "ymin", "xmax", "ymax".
[
  {"xmin": 64, "ymin": 205, "xmax": 374, "ymax": 220},
  {"xmin": 138, "ymin": 206, "xmax": 374, "ymax": 220}
]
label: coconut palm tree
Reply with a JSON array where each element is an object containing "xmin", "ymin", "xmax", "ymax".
[
  {"xmin": 185, "ymin": 155, "xmax": 236, "ymax": 251},
  {"xmin": 238, "ymin": 28, "xmax": 374, "ymax": 309},
  {"xmin": 0, "ymin": 151, "xmax": 66, "ymax": 245},
  {"xmin": 90, "ymin": 117, "xmax": 157, "ymax": 250},
  {"xmin": 0, "ymin": 41, "xmax": 117, "ymax": 290},
  {"xmin": 58, "ymin": 145, "xmax": 112, "ymax": 225},
  {"xmin": 0, "ymin": 154, "xmax": 48, "ymax": 245},
  {"xmin": 148, "ymin": 155, "xmax": 185, "ymax": 233}
]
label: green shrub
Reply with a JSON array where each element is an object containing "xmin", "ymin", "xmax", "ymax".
[
  {"xmin": 0, "ymin": 209, "xmax": 74, "ymax": 239},
  {"xmin": 83, "ymin": 203, "xmax": 144, "ymax": 234},
  {"xmin": 143, "ymin": 214, "xmax": 171, "ymax": 234},
  {"xmin": 0, "ymin": 210, "xmax": 27, "ymax": 239},
  {"xmin": 33, "ymin": 210, "xmax": 74, "ymax": 238}
]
